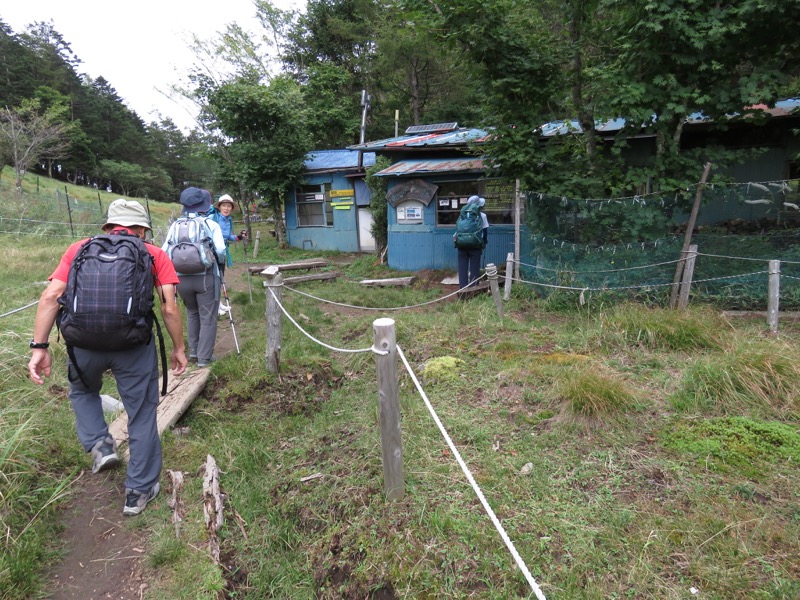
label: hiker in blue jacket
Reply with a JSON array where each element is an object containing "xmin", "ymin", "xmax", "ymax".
[
  {"xmin": 210, "ymin": 194, "xmax": 246, "ymax": 274},
  {"xmin": 455, "ymin": 195, "xmax": 489, "ymax": 291}
]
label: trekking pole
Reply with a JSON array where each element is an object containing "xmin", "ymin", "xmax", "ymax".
[{"xmin": 220, "ymin": 279, "xmax": 241, "ymax": 354}]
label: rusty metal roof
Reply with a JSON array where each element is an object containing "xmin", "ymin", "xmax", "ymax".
[{"xmin": 373, "ymin": 157, "xmax": 487, "ymax": 177}]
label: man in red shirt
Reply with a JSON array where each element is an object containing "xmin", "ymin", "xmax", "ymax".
[{"xmin": 28, "ymin": 199, "xmax": 187, "ymax": 516}]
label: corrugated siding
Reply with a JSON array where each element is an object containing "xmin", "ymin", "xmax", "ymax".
[{"xmin": 387, "ymin": 225, "xmax": 528, "ymax": 271}]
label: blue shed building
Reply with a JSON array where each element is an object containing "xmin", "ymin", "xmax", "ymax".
[
  {"xmin": 285, "ymin": 149, "xmax": 377, "ymax": 252},
  {"xmin": 351, "ymin": 123, "xmax": 526, "ymax": 272}
]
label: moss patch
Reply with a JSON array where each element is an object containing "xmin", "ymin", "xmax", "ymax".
[{"xmin": 662, "ymin": 416, "xmax": 800, "ymax": 477}]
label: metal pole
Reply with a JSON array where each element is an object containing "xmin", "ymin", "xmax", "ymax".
[
  {"xmin": 64, "ymin": 186, "xmax": 74, "ymax": 238},
  {"xmin": 220, "ymin": 280, "xmax": 240, "ymax": 353},
  {"xmin": 504, "ymin": 252, "xmax": 514, "ymax": 301}
]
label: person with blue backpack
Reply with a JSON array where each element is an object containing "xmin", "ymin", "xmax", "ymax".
[
  {"xmin": 28, "ymin": 199, "xmax": 188, "ymax": 516},
  {"xmin": 162, "ymin": 187, "xmax": 227, "ymax": 367},
  {"xmin": 453, "ymin": 195, "xmax": 490, "ymax": 292}
]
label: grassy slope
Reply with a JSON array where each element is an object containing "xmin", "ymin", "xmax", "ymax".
[{"xmin": 2, "ymin": 168, "xmax": 800, "ymax": 599}]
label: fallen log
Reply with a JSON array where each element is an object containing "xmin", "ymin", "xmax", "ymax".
[
  {"xmin": 167, "ymin": 470, "xmax": 185, "ymax": 538},
  {"xmin": 202, "ymin": 455, "xmax": 223, "ymax": 565},
  {"xmin": 248, "ymin": 258, "xmax": 329, "ymax": 274},
  {"xmin": 360, "ymin": 276, "xmax": 415, "ymax": 287},
  {"xmin": 283, "ymin": 271, "xmax": 340, "ymax": 284}
]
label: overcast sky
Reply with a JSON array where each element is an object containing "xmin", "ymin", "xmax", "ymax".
[{"xmin": 3, "ymin": 0, "xmax": 302, "ymax": 131}]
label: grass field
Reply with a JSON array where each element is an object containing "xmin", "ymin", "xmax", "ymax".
[{"xmin": 2, "ymin": 167, "xmax": 799, "ymax": 599}]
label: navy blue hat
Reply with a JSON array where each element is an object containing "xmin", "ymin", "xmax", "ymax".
[{"xmin": 180, "ymin": 187, "xmax": 211, "ymax": 213}]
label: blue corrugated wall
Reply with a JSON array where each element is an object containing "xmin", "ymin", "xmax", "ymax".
[
  {"xmin": 285, "ymin": 173, "xmax": 360, "ymax": 252},
  {"xmin": 387, "ymin": 224, "xmax": 528, "ymax": 271}
]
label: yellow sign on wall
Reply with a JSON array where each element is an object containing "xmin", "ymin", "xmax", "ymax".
[{"xmin": 330, "ymin": 189, "xmax": 355, "ymax": 198}]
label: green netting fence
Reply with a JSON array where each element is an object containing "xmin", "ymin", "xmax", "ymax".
[{"xmin": 520, "ymin": 180, "xmax": 800, "ymax": 310}]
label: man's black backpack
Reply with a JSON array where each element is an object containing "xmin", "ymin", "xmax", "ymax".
[
  {"xmin": 454, "ymin": 203, "xmax": 485, "ymax": 249},
  {"xmin": 57, "ymin": 233, "xmax": 168, "ymax": 393}
]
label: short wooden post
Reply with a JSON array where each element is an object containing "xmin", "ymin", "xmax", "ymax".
[
  {"xmin": 768, "ymin": 259, "xmax": 780, "ymax": 334},
  {"xmin": 264, "ymin": 266, "xmax": 282, "ymax": 374},
  {"xmin": 677, "ymin": 245, "xmax": 698, "ymax": 309},
  {"xmin": 504, "ymin": 252, "xmax": 514, "ymax": 301},
  {"xmin": 486, "ymin": 263, "xmax": 503, "ymax": 318},
  {"xmin": 252, "ymin": 230, "xmax": 261, "ymax": 259},
  {"xmin": 373, "ymin": 318, "xmax": 404, "ymax": 501}
]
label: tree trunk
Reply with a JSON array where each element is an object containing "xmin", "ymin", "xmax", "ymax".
[
  {"xmin": 409, "ymin": 59, "xmax": 421, "ymax": 124},
  {"xmin": 569, "ymin": 9, "xmax": 597, "ymax": 167}
]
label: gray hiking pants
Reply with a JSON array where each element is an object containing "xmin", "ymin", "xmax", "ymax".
[
  {"xmin": 68, "ymin": 340, "xmax": 161, "ymax": 493},
  {"xmin": 177, "ymin": 268, "xmax": 220, "ymax": 362}
]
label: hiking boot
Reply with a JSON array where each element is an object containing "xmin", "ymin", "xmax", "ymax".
[
  {"xmin": 197, "ymin": 356, "xmax": 217, "ymax": 367},
  {"xmin": 123, "ymin": 483, "xmax": 160, "ymax": 516},
  {"xmin": 90, "ymin": 436, "xmax": 119, "ymax": 474}
]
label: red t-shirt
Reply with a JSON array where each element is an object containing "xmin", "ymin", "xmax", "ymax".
[{"xmin": 50, "ymin": 228, "xmax": 180, "ymax": 288}]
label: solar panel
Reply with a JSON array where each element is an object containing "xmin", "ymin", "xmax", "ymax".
[{"xmin": 404, "ymin": 122, "xmax": 459, "ymax": 135}]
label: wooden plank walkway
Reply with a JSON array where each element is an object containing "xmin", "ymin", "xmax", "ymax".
[{"xmin": 108, "ymin": 367, "xmax": 210, "ymax": 459}]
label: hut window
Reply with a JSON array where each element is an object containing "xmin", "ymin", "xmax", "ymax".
[
  {"xmin": 435, "ymin": 180, "xmax": 515, "ymax": 226},
  {"xmin": 296, "ymin": 184, "xmax": 333, "ymax": 227}
]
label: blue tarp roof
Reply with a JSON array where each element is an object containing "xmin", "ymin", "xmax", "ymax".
[
  {"xmin": 349, "ymin": 128, "xmax": 490, "ymax": 151},
  {"xmin": 540, "ymin": 99, "xmax": 800, "ymax": 137},
  {"xmin": 304, "ymin": 149, "xmax": 376, "ymax": 171}
]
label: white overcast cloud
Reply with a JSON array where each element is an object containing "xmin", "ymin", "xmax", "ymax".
[{"xmin": 2, "ymin": 0, "xmax": 302, "ymax": 130}]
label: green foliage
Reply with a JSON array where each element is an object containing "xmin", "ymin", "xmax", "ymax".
[
  {"xmin": 662, "ymin": 416, "xmax": 800, "ymax": 475},
  {"xmin": 365, "ymin": 156, "xmax": 390, "ymax": 254},
  {"xmin": 556, "ymin": 364, "xmax": 637, "ymax": 418},
  {"xmin": 673, "ymin": 339, "xmax": 800, "ymax": 419},
  {"xmin": 595, "ymin": 304, "xmax": 725, "ymax": 351}
]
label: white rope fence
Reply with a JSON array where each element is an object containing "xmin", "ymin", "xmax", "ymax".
[
  {"xmin": 0, "ymin": 300, "xmax": 40, "ymax": 319},
  {"xmin": 284, "ymin": 273, "xmax": 488, "ymax": 312},
  {"xmin": 266, "ymin": 286, "xmax": 386, "ymax": 355},
  {"xmin": 396, "ymin": 345, "xmax": 546, "ymax": 600},
  {"xmin": 264, "ymin": 279, "xmax": 546, "ymax": 596},
  {"xmin": 506, "ymin": 271, "xmax": 767, "ymax": 293}
]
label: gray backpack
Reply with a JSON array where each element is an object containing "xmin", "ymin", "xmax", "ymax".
[{"xmin": 166, "ymin": 215, "xmax": 216, "ymax": 275}]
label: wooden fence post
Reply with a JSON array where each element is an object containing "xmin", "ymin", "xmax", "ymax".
[
  {"xmin": 486, "ymin": 263, "xmax": 503, "ymax": 318},
  {"xmin": 670, "ymin": 162, "xmax": 712, "ymax": 308},
  {"xmin": 677, "ymin": 245, "xmax": 698, "ymax": 309},
  {"xmin": 373, "ymin": 318, "xmax": 404, "ymax": 501},
  {"xmin": 264, "ymin": 266, "xmax": 282, "ymax": 374},
  {"xmin": 768, "ymin": 259, "xmax": 780, "ymax": 334},
  {"xmin": 253, "ymin": 230, "xmax": 261, "ymax": 260},
  {"xmin": 504, "ymin": 252, "xmax": 514, "ymax": 301}
]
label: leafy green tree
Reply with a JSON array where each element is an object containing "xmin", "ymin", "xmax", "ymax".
[
  {"xmin": 366, "ymin": 156, "xmax": 390, "ymax": 257},
  {"xmin": 208, "ymin": 75, "xmax": 313, "ymax": 246},
  {"xmin": 98, "ymin": 159, "xmax": 149, "ymax": 197}
]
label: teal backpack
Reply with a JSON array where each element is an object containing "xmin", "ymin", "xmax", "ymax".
[{"xmin": 454, "ymin": 203, "xmax": 484, "ymax": 249}]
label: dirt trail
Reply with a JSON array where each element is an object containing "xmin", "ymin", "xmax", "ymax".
[{"xmin": 45, "ymin": 265, "xmax": 247, "ymax": 599}]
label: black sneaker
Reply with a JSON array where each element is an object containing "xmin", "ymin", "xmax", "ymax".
[
  {"xmin": 90, "ymin": 436, "xmax": 119, "ymax": 474},
  {"xmin": 123, "ymin": 483, "xmax": 160, "ymax": 516}
]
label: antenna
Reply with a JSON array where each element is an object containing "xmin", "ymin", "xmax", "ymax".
[{"xmin": 360, "ymin": 90, "xmax": 371, "ymax": 144}]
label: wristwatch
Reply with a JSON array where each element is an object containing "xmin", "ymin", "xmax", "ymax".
[{"xmin": 29, "ymin": 340, "xmax": 50, "ymax": 349}]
